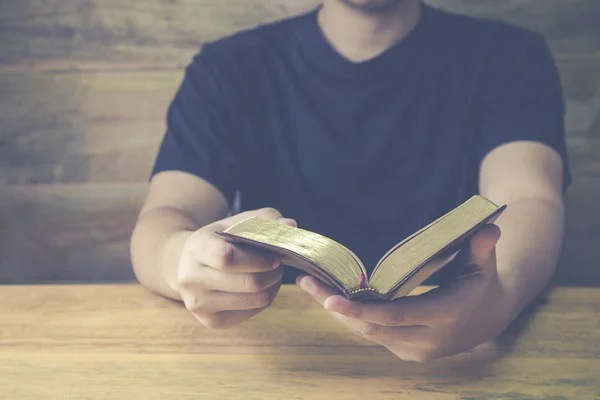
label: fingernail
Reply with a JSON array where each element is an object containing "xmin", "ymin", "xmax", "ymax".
[
  {"xmin": 299, "ymin": 276, "xmax": 315, "ymax": 295},
  {"xmin": 277, "ymin": 217, "xmax": 298, "ymax": 227},
  {"xmin": 295, "ymin": 274, "xmax": 307, "ymax": 286},
  {"xmin": 272, "ymin": 256, "xmax": 282, "ymax": 269},
  {"xmin": 323, "ymin": 297, "xmax": 335, "ymax": 311}
]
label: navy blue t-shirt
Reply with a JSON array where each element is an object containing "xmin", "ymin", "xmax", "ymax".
[{"xmin": 153, "ymin": 4, "xmax": 570, "ymax": 283}]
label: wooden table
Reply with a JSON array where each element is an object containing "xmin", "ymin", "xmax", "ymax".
[{"xmin": 1, "ymin": 285, "xmax": 599, "ymax": 399}]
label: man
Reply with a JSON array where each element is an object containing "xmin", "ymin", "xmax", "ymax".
[{"xmin": 131, "ymin": 0, "xmax": 570, "ymax": 362}]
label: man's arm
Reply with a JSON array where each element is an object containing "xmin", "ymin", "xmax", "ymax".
[
  {"xmin": 296, "ymin": 140, "xmax": 567, "ymax": 361},
  {"xmin": 130, "ymin": 171, "xmax": 229, "ymax": 300},
  {"xmin": 479, "ymin": 140, "xmax": 566, "ymax": 317},
  {"xmin": 131, "ymin": 171, "xmax": 296, "ymax": 329}
]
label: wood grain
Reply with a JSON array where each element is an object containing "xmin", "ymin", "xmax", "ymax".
[
  {"xmin": 0, "ymin": 178, "xmax": 598, "ymax": 285},
  {"xmin": 0, "ymin": 285, "xmax": 599, "ymax": 399},
  {"xmin": 0, "ymin": 0, "xmax": 599, "ymax": 285},
  {"xmin": 0, "ymin": 184, "xmax": 144, "ymax": 283},
  {"xmin": 1, "ymin": 0, "xmax": 598, "ymax": 72},
  {"xmin": 557, "ymin": 177, "xmax": 600, "ymax": 286},
  {"xmin": 0, "ymin": 70, "xmax": 180, "ymax": 185},
  {"xmin": 0, "ymin": 0, "xmax": 318, "ymax": 71},
  {"xmin": 0, "ymin": 179, "xmax": 599, "ymax": 285},
  {"xmin": 0, "ymin": 62, "xmax": 598, "ymax": 284},
  {"xmin": 0, "ymin": 58, "xmax": 598, "ymax": 185},
  {"xmin": 428, "ymin": 0, "xmax": 600, "ymax": 57}
]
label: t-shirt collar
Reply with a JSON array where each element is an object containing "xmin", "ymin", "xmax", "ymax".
[{"xmin": 294, "ymin": 1, "xmax": 434, "ymax": 80}]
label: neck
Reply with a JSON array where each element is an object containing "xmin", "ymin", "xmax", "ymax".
[{"xmin": 318, "ymin": 0, "xmax": 422, "ymax": 63}]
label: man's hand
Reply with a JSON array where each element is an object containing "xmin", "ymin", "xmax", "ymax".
[
  {"xmin": 298, "ymin": 224, "xmax": 516, "ymax": 362},
  {"xmin": 176, "ymin": 208, "xmax": 296, "ymax": 329}
]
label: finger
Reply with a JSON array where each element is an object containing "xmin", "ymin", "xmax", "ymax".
[
  {"xmin": 380, "ymin": 325, "xmax": 432, "ymax": 347},
  {"xmin": 390, "ymin": 270, "xmax": 501, "ymax": 328},
  {"xmin": 341, "ymin": 323, "xmax": 433, "ymax": 350},
  {"xmin": 193, "ymin": 308, "xmax": 265, "ymax": 329},
  {"xmin": 198, "ymin": 266, "xmax": 284, "ymax": 293},
  {"xmin": 331, "ymin": 313, "xmax": 401, "ymax": 345},
  {"xmin": 218, "ymin": 207, "xmax": 284, "ymax": 227},
  {"xmin": 468, "ymin": 224, "xmax": 501, "ymax": 267},
  {"xmin": 296, "ymin": 276, "xmax": 396, "ymax": 344},
  {"xmin": 323, "ymin": 296, "xmax": 407, "ymax": 326},
  {"xmin": 296, "ymin": 275, "xmax": 338, "ymax": 305},
  {"xmin": 212, "ymin": 208, "xmax": 297, "ymax": 232},
  {"xmin": 323, "ymin": 293, "xmax": 448, "ymax": 327},
  {"xmin": 297, "ymin": 275, "xmax": 430, "ymax": 347},
  {"xmin": 277, "ymin": 217, "xmax": 298, "ymax": 228},
  {"xmin": 186, "ymin": 281, "xmax": 281, "ymax": 313},
  {"xmin": 298, "ymin": 271, "xmax": 486, "ymax": 329},
  {"xmin": 178, "ymin": 257, "xmax": 283, "ymax": 293},
  {"xmin": 187, "ymin": 231, "xmax": 281, "ymax": 273},
  {"xmin": 298, "ymin": 274, "xmax": 440, "ymax": 327},
  {"xmin": 324, "ymin": 300, "xmax": 437, "ymax": 349}
]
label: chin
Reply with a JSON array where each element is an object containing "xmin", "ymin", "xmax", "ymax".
[{"xmin": 341, "ymin": 0, "xmax": 407, "ymax": 13}]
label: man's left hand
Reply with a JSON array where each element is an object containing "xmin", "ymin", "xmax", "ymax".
[{"xmin": 297, "ymin": 224, "xmax": 518, "ymax": 362}]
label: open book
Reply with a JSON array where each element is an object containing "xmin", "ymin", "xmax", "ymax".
[{"xmin": 217, "ymin": 195, "xmax": 506, "ymax": 301}]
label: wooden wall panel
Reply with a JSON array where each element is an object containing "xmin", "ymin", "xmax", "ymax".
[
  {"xmin": 0, "ymin": 180, "xmax": 597, "ymax": 284},
  {"xmin": 0, "ymin": 0, "xmax": 319, "ymax": 70},
  {"xmin": 428, "ymin": 0, "xmax": 600, "ymax": 55},
  {"xmin": 1, "ymin": 181, "xmax": 598, "ymax": 285},
  {"xmin": 0, "ymin": 0, "xmax": 599, "ymax": 283},
  {"xmin": 1, "ymin": 59, "xmax": 597, "ymax": 185},
  {"xmin": 0, "ymin": 70, "xmax": 181, "ymax": 184},
  {"xmin": 0, "ymin": 184, "xmax": 144, "ymax": 283},
  {"xmin": 0, "ymin": 0, "xmax": 599, "ymax": 71},
  {"xmin": 558, "ymin": 178, "xmax": 600, "ymax": 285}
]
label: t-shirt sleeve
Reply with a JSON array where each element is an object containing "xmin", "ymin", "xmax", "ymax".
[
  {"xmin": 476, "ymin": 33, "xmax": 571, "ymax": 189},
  {"xmin": 151, "ymin": 46, "xmax": 241, "ymax": 204}
]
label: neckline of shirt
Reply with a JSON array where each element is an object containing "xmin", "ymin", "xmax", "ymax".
[{"xmin": 293, "ymin": 2, "xmax": 435, "ymax": 81}]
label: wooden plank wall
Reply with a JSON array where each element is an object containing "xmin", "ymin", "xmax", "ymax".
[{"xmin": 0, "ymin": 0, "xmax": 598, "ymax": 284}]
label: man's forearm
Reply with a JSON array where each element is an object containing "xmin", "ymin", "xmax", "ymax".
[
  {"xmin": 130, "ymin": 208, "xmax": 198, "ymax": 300},
  {"xmin": 493, "ymin": 196, "xmax": 565, "ymax": 318}
]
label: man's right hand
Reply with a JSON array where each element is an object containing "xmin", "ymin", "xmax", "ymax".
[{"xmin": 175, "ymin": 208, "xmax": 297, "ymax": 329}]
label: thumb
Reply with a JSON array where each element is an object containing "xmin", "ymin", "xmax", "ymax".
[
  {"xmin": 467, "ymin": 224, "xmax": 501, "ymax": 268},
  {"xmin": 420, "ymin": 224, "xmax": 501, "ymax": 308}
]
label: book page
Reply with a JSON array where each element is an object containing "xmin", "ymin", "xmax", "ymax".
[
  {"xmin": 370, "ymin": 196, "xmax": 503, "ymax": 295},
  {"xmin": 217, "ymin": 217, "xmax": 367, "ymax": 293}
]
